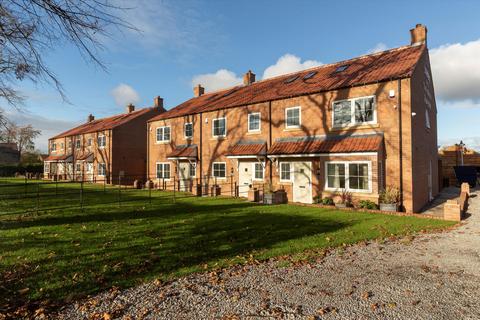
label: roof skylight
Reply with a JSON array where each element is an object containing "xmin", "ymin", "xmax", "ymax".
[
  {"xmin": 334, "ymin": 64, "xmax": 349, "ymax": 73},
  {"xmin": 303, "ymin": 71, "xmax": 317, "ymax": 80},
  {"xmin": 284, "ymin": 75, "xmax": 299, "ymax": 84}
]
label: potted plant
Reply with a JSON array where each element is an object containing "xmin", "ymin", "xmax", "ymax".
[
  {"xmin": 379, "ymin": 186, "xmax": 400, "ymax": 211},
  {"xmin": 263, "ymin": 183, "xmax": 275, "ymax": 204},
  {"xmin": 335, "ymin": 189, "xmax": 352, "ymax": 208}
]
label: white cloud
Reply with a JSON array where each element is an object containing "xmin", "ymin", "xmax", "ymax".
[
  {"xmin": 430, "ymin": 39, "xmax": 480, "ymax": 102},
  {"xmin": 191, "ymin": 69, "xmax": 242, "ymax": 92},
  {"xmin": 367, "ymin": 42, "xmax": 388, "ymax": 54},
  {"xmin": 438, "ymin": 99, "xmax": 480, "ymax": 109},
  {"xmin": 110, "ymin": 84, "xmax": 140, "ymax": 107},
  {"xmin": 3, "ymin": 109, "xmax": 79, "ymax": 153},
  {"xmin": 262, "ymin": 54, "xmax": 322, "ymax": 79}
]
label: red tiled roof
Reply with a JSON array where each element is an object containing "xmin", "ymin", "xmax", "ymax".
[
  {"xmin": 52, "ymin": 107, "xmax": 156, "ymax": 139},
  {"xmin": 150, "ymin": 45, "xmax": 425, "ymax": 121},
  {"xmin": 44, "ymin": 154, "xmax": 72, "ymax": 161},
  {"xmin": 166, "ymin": 145, "xmax": 198, "ymax": 158},
  {"xmin": 77, "ymin": 152, "xmax": 93, "ymax": 161},
  {"xmin": 268, "ymin": 134, "xmax": 383, "ymax": 155},
  {"xmin": 226, "ymin": 143, "xmax": 266, "ymax": 156}
]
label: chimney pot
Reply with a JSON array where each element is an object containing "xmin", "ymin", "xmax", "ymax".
[
  {"xmin": 87, "ymin": 114, "xmax": 95, "ymax": 122},
  {"xmin": 410, "ymin": 24, "xmax": 427, "ymax": 46},
  {"xmin": 243, "ymin": 70, "xmax": 256, "ymax": 85},
  {"xmin": 154, "ymin": 96, "xmax": 164, "ymax": 109},
  {"xmin": 126, "ymin": 103, "xmax": 135, "ymax": 113},
  {"xmin": 193, "ymin": 84, "xmax": 205, "ymax": 97}
]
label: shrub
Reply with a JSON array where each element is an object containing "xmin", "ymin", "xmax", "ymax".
[
  {"xmin": 313, "ymin": 195, "xmax": 321, "ymax": 203},
  {"xmin": 358, "ymin": 200, "xmax": 378, "ymax": 210},
  {"xmin": 321, "ymin": 197, "xmax": 334, "ymax": 205},
  {"xmin": 336, "ymin": 189, "xmax": 352, "ymax": 205},
  {"xmin": 0, "ymin": 164, "xmax": 43, "ymax": 177},
  {"xmin": 380, "ymin": 185, "xmax": 400, "ymax": 204}
]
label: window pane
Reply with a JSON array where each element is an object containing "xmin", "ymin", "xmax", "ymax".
[
  {"xmin": 281, "ymin": 163, "xmax": 291, "ymax": 180},
  {"xmin": 214, "ymin": 119, "xmax": 226, "ymax": 136},
  {"xmin": 254, "ymin": 163, "xmax": 263, "ymax": 179},
  {"xmin": 213, "ymin": 163, "xmax": 226, "ymax": 177},
  {"xmin": 354, "ymin": 97, "xmax": 374, "ymax": 123},
  {"xmin": 348, "ymin": 163, "xmax": 368, "ymax": 190},
  {"xmin": 164, "ymin": 127, "xmax": 170, "ymax": 141},
  {"xmin": 249, "ymin": 114, "xmax": 260, "ymax": 131},
  {"xmin": 164, "ymin": 164, "xmax": 170, "ymax": 179},
  {"xmin": 156, "ymin": 164, "xmax": 162, "ymax": 178},
  {"xmin": 185, "ymin": 123, "xmax": 193, "ymax": 137},
  {"xmin": 189, "ymin": 164, "xmax": 195, "ymax": 177},
  {"xmin": 327, "ymin": 163, "xmax": 345, "ymax": 188},
  {"xmin": 333, "ymin": 101, "xmax": 352, "ymax": 126},
  {"xmin": 286, "ymin": 108, "xmax": 300, "ymax": 127}
]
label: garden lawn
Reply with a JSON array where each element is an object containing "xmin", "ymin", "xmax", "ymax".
[{"xmin": 0, "ymin": 178, "xmax": 455, "ymax": 309}]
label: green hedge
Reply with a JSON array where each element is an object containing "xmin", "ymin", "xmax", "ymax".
[{"xmin": 0, "ymin": 164, "xmax": 43, "ymax": 177}]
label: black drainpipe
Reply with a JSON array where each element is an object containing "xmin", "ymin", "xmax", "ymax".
[{"xmin": 398, "ymin": 79, "xmax": 404, "ymax": 210}]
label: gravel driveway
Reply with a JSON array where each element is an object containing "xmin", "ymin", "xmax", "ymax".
[{"xmin": 57, "ymin": 189, "xmax": 480, "ymax": 319}]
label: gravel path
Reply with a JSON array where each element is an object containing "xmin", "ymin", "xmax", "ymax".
[{"xmin": 57, "ymin": 189, "xmax": 480, "ymax": 320}]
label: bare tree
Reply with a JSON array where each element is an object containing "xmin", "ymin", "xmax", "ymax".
[
  {"xmin": 0, "ymin": 0, "xmax": 134, "ymax": 106},
  {"xmin": 0, "ymin": 121, "xmax": 40, "ymax": 154}
]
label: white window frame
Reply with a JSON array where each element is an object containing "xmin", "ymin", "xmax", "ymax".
[
  {"xmin": 98, "ymin": 163, "xmax": 107, "ymax": 176},
  {"xmin": 51, "ymin": 142, "xmax": 57, "ymax": 152},
  {"xmin": 156, "ymin": 126, "xmax": 171, "ymax": 143},
  {"xmin": 212, "ymin": 117, "xmax": 227, "ymax": 138},
  {"xmin": 156, "ymin": 162, "xmax": 171, "ymax": 180},
  {"xmin": 86, "ymin": 162, "xmax": 93, "ymax": 173},
  {"xmin": 212, "ymin": 162, "xmax": 227, "ymax": 179},
  {"xmin": 279, "ymin": 162, "xmax": 293, "ymax": 182},
  {"xmin": 75, "ymin": 138, "xmax": 81, "ymax": 149},
  {"xmin": 44, "ymin": 162, "xmax": 50, "ymax": 173},
  {"xmin": 189, "ymin": 163, "xmax": 196, "ymax": 178},
  {"xmin": 252, "ymin": 162, "xmax": 264, "ymax": 181},
  {"xmin": 98, "ymin": 135, "xmax": 106, "ymax": 148},
  {"xmin": 285, "ymin": 106, "xmax": 301, "ymax": 129},
  {"xmin": 248, "ymin": 112, "xmax": 261, "ymax": 132},
  {"xmin": 75, "ymin": 162, "xmax": 82, "ymax": 172},
  {"xmin": 184, "ymin": 122, "xmax": 193, "ymax": 139},
  {"xmin": 87, "ymin": 138, "xmax": 92, "ymax": 146},
  {"xmin": 332, "ymin": 96, "xmax": 377, "ymax": 128},
  {"xmin": 324, "ymin": 161, "xmax": 372, "ymax": 193}
]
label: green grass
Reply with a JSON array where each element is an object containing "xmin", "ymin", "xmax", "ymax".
[{"xmin": 0, "ymin": 178, "xmax": 455, "ymax": 308}]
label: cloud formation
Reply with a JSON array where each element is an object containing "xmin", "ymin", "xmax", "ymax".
[
  {"xmin": 191, "ymin": 69, "xmax": 242, "ymax": 93},
  {"xmin": 110, "ymin": 84, "xmax": 140, "ymax": 107},
  {"xmin": 262, "ymin": 54, "xmax": 322, "ymax": 79},
  {"xmin": 430, "ymin": 39, "xmax": 480, "ymax": 103}
]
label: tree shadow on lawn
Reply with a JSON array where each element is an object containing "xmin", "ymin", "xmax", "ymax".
[{"xmin": 0, "ymin": 199, "xmax": 351, "ymax": 307}]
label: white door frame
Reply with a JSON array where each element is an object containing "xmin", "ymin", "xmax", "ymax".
[{"xmin": 292, "ymin": 161, "xmax": 313, "ymax": 204}]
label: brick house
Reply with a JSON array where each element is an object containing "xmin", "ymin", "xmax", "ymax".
[
  {"xmin": 147, "ymin": 24, "xmax": 438, "ymax": 213},
  {"xmin": 44, "ymin": 98, "xmax": 165, "ymax": 184}
]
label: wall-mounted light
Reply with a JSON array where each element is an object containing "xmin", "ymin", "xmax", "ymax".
[
  {"xmin": 205, "ymin": 118, "xmax": 208, "ymax": 124},
  {"xmin": 411, "ymin": 112, "xmax": 417, "ymax": 117},
  {"xmin": 389, "ymin": 89, "xmax": 395, "ymax": 98}
]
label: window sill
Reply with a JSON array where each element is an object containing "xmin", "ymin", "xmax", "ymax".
[
  {"xmin": 155, "ymin": 141, "xmax": 171, "ymax": 145},
  {"xmin": 324, "ymin": 188, "xmax": 373, "ymax": 194},
  {"xmin": 331, "ymin": 123, "xmax": 379, "ymax": 132},
  {"xmin": 210, "ymin": 136, "xmax": 227, "ymax": 141},
  {"xmin": 247, "ymin": 131, "xmax": 261, "ymax": 135},
  {"xmin": 283, "ymin": 127, "xmax": 302, "ymax": 132}
]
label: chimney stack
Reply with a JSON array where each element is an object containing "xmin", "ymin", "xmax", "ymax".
[
  {"xmin": 243, "ymin": 70, "xmax": 256, "ymax": 85},
  {"xmin": 154, "ymin": 96, "xmax": 164, "ymax": 109},
  {"xmin": 193, "ymin": 84, "xmax": 205, "ymax": 97},
  {"xmin": 410, "ymin": 24, "xmax": 427, "ymax": 46},
  {"xmin": 126, "ymin": 103, "xmax": 135, "ymax": 113},
  {"xmin": 87, "ymin": 114, "xmax": 95, "ymax": 122}
]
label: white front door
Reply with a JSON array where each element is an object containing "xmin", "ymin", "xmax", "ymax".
[
  {"xmin": 179, "ymin": 162, "xmax": 191, "ymax": 191},
  {"xmin": 293, "ymin": 161, "xmax": 313, "ymax": 204},
  {"xmin": 238, "ymin": 161, "xmax": 253, "ymax": 197}
]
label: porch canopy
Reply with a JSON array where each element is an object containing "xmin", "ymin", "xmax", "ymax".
[
  {"xmin": 44, "ymin": 154, "xmax": 73, "ymax": 162},
  {"xmin": 226, "ymin": 141, "xmax": 267, "ymax": 159},
  {"xmin": 167, "ymin": 145, "xmax": 198, "ymax": 161},
  {"xmin": 77, "ymin": 152, "xmax": 93, "ymax": 161},
  {"xmin": 267, "ymin": 134, "xmax": 383, "ymax": 157}
]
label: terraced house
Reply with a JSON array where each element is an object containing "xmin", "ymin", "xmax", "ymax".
[
  {"xmin": 147, "ymin": 24, "xmax": 438, "ymax": 213},
  {"xmin": 44, "ymin": 99, "xmax": 165, "ymax": 184}
]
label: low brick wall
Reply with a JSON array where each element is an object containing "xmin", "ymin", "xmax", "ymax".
[
  {"xmin": 439, "ymin": 146, "xmax": 480, "ymax": 187},
  {"xmin": 292, "ymin": 202, "xmax": 444, "ymax": 220},
  {"xmin": 443, "ymin": 183, "xmax": 470, "ymax": 221}
]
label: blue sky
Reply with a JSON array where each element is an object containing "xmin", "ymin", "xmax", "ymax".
[{"xmin": 5, "ymin": 0, "xmax": 480, "ymax": 151}]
